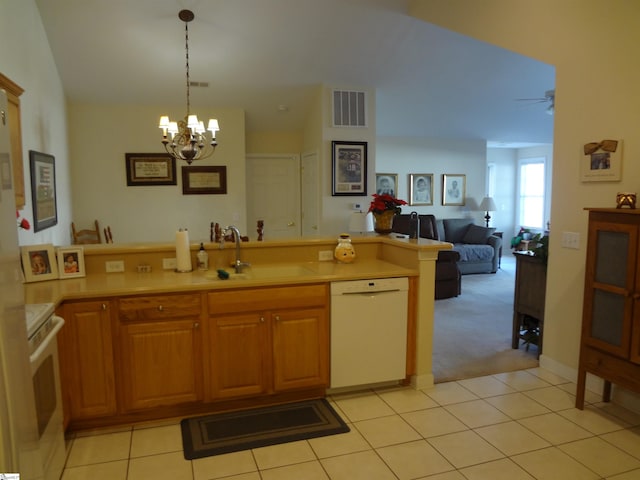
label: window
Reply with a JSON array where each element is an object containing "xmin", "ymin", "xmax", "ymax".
[{"xmin": 517, "ymin": 157, "xmax": 545, "ymax": 229}]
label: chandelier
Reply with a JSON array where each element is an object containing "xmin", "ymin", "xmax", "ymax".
[{"xmin": 159, "ymin": 9, "xmax": 219, "ymax": 164}]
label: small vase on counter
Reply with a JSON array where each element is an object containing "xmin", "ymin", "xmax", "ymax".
[{"xmin": 334, "ymin": 233, "xmax": 356, "ymax": 263}]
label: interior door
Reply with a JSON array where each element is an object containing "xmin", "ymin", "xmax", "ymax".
[
  {"xmin": 301, "ymin": 151, "xmax": 319, "ymax": 236},
  {"xmin": 246, "ymin": 155, "xmax": 300, "ymax": 239}
]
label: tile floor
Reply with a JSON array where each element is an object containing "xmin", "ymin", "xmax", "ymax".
[{"xmin": 61, "ymin": 368, "xmax": 640, "ymax": 480}]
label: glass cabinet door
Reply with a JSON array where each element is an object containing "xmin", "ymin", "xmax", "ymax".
[{"xmin": 583, "ymin": 220, "xmax": 637, "ymax": 359}]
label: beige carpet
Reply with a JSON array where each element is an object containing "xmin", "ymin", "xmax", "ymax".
[{"xmin": 433, "ymin": 254, "xmax": 539, "ymax": 383}]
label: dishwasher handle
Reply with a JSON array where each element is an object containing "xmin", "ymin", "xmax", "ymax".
[{"xmin": 339, "ymin": 288, "xmax": 402, "ymax": 296}]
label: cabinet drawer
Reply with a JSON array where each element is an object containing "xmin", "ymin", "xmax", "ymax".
[
  {"xmin": 582, "ymin": 346, "xmax": 640, "ymax": 390},
  {"xmin": 208, "ymin": 284, "xmax": 328, "ymax": 314},
  {"xmin": 119, "ymin": 294, "xmax": 202, "ymax": 321}
]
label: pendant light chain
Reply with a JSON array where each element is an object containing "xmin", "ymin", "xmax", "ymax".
[{"xmin": 185, "ymin": 20, "xmax": 191, "ymax": 117}]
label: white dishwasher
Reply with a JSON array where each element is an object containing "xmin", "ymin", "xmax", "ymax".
[{"xmin": 330, "ymin": 277, "xmax": 408, "ymax": 389}]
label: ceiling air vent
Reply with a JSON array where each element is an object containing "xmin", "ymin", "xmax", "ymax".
[{"xmin": 333, "ymin": 90, "xmax": 367, "ymax": 127}]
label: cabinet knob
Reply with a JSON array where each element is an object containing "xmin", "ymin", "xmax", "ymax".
[
  {"xmin": 194, "ymin": 322, "xmax": 200, "ymax": 329},
  {"xmin": 158, "ymin": 305, "xmax": 163, "ymax": 311},
  {"xmin": 101, "ymin": 303, "xmax": 107, "ymax": 310},
  {"xmin": 275, "ymin": 315, "xmax": 281, "ymax": 321},
  {"xmin": 260, "ymin": 316, "xmax": 265, "ymax": 323}
]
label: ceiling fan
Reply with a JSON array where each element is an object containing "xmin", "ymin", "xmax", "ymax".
[{"xmin": 515, "ymin": 89, "xmax": 555, "ymax": 115}]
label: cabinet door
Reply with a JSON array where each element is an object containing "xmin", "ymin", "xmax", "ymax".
[
  {"xmin": 583, "ymin": 219, "xmax": 638, "ymax": 359},
  {"xmin": 119, "ymin": 319, "xmax": 203, "ymax": 411},
  {"xmin": 209, "ymin": 312, "xmax": 270, "ymax": 399},
  {"xmin": 61, "ymin": 300, "xmax": 117, "ymax": 420},
  {"xmin": 272, "ymin": 307, "xmax": 328, "ymax": 391}
]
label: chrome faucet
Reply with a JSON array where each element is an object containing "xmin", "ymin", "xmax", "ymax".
[{"xmin": 221, "ymin": 225, "xmax": 251, "ymax": 273}]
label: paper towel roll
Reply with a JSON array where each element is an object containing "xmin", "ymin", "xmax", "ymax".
[{"xmin": 175, "ymin": 229, "xmax": 192, "ymax": 272}]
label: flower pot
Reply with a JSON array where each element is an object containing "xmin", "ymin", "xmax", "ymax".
[{"xmin": 373, "ymin": 210, "xmax": 395, "ymax": 234}]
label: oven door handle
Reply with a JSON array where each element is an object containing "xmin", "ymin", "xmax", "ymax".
[{"xmin": 30, "ymin": 315, "xmax": 65, "ymax": 364}]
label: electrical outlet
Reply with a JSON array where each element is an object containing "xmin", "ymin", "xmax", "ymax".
[
  {"xmin": 105, "ymin": 260, "xmax": 125, "ymax": 273},
  {"xmin": 162, "ymin": 258, "xmax": 177, "ymax": 270},
  {"xmin": 318, "ymin": 250, "xmax": 334, "ymax": 261},
  {"xmin": 353, "ymin": 203, "xmax": 362, "ymax": 211}
]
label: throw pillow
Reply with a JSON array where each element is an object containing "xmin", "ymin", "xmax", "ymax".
[{"xmin": 462, "ymin": 224, "xmax": 496, "ymax": 244}]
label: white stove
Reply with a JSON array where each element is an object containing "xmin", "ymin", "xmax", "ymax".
[
  {"xmin": 25, "ymin": 303, "xmax": 56, "ymax": 354},
  {"xmin": 24, "ymin": 302, "xmax": 66, "ymax": 480}
]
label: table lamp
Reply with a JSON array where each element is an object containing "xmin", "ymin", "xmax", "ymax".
[{"xmin": 479, "ymin": 196, "xmax": 497, "ymax": 227}]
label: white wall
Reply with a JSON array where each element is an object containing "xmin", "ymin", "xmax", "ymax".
[
  {"xmin": 320, "ymin": 86, "xmax": 378, "ymax": 235},
  {"xmin": 486, "ymin": 147, "xmax": 516, "ymax": 236},
  {"xmin": 410, "ymin": 0, "xmax": 640, "ymax": 388},
  {"xmin": 376, "ymin": 136, "xmax": 488, "ymax": 226},
  {"xmin": 0, "ymin": 0, "xmax": 72, "ymax": 247},
  {"xmin": 67, "ymin": 103, "xmax": 246, "ymax": 244}
]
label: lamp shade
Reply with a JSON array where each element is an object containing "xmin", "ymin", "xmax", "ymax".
[
  {"xmin": 479, "ymin": 196, "xmax": 497, "ymax": 212},
  {"xmin": 349, "ymin": 212, "xmax": 374, "ymax": 233}
]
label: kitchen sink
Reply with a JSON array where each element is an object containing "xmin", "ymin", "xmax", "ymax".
[{"xmin": 205, "ymin": 264, "xmax": 317, "ymax": 281}]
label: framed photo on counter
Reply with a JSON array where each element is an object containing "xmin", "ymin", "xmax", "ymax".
[
  {"xmin": 21, "ymin": 244, "xmax": 58, "ymax": 283},
  {"xmin": 57, "ymin": 246, "xmax": 86, "ymax": 279}
]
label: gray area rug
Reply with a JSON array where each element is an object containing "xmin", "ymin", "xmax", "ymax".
[{"xmin": 433, "ymin": 254, "xmax": 539, "ymax": 383}]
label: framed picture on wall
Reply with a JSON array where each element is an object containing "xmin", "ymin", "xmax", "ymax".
[
  {"xmin": 331, "ymin": 141, "xmax": 367, "ymax": 196},
  {"xmin": 442, "ymin": 174, "xmax": 466, "ymax": 206},
  {"xmin": 580, "ymin": 139, "xmax": 622, "ymax": 182},
  {"xmin": 409, "ymin": 173, "xmax": 433, "ymax": 206},
  {"xmin": 375, "ymin": 173, "xmax": 398, "ymax": 197},
  {"xmin": 125, "ymin": 153, "xmax": 177, "ymax": 186},
  {"xmin": 29, "ymin": 150, "xmax": 58, "ymax": 232}
]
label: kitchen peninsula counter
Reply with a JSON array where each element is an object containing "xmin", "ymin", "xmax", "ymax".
[
  {"xmin": 24, "ymin": 258, "xmax": 417, "ymax": 304},
  {"xmin": 24, "ymin": 234, "xmax": 448, "ymax": 305}
]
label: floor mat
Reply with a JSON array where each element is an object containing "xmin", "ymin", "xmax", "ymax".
[{"xmin": 180, "ymin": 398, "xmax": 349, "ymax": 460}]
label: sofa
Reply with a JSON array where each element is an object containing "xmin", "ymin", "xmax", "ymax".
[
  {"xmin": 392, "ymin": 214, "xmax": 461, "ymax": 299},
  {"xmin": 435, "ymin": 218, "xmax": 501, "ymax": 274},
  {"xmin": 393, "ymin": 214, "xmax": 501, "ymax": 275}
]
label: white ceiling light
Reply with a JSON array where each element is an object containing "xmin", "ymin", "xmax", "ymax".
[{"xmin": 159, "ymin": 9, "xmax": 219, "ymax": 164}]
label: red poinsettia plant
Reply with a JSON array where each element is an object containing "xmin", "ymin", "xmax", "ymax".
[
  {"xmin": 17, "ymin": 210, "xmax": 30, "ymax": 230},
  {"xmin": 368, "ymin": 193, "xmax": 407, "ymax": 215}
]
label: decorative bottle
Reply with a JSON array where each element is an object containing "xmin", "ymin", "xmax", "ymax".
[
  {"xmin": 197, "ymin": 243, "xmax": 209, "ymax": 270},
  {"xmin": 334, "ymin": 233, "xmax": 356, "ymax": 264}
]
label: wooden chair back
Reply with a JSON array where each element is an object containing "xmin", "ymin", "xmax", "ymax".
[{"xmin": 71, "ymin": 220, "xmax": 102, "ymax": 244}]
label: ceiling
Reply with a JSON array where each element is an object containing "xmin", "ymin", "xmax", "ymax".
[{"xmin": 35, "ymin": 0, "xmax": 555, "ymax": 146}]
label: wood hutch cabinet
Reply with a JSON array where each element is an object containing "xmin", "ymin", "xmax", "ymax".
[{"xmin": 576, "ymin": 208, "xmax": 640, "ymax": 409}]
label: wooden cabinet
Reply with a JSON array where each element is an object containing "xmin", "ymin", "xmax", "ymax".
[
  {"xmin": 577, "ymin": 209, "xmax": 640, "ymax": 408},
  {"xmin": 117, "ymin": 293, "xmax": 204, "ymax": 411},
  {"xmin": 59, "ymin": 300, "xmax": 117, "ymax": 420},
  {"xmin": 272, "ymin": 307, "xmax": 328, "ymax": 391},
  {"xmin": 0, "ymin": 73, "xmax": 25, "ymax": 208},
  {"xmin": 512, "ymin": 252, "xmax": 547, "ymax": 356},
  {"xmin": 208, "ymin": 285, "xmax": 329, "ymax": 400}
]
